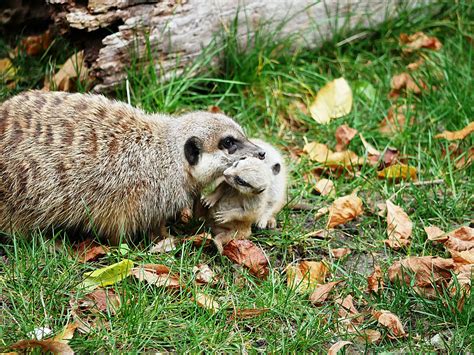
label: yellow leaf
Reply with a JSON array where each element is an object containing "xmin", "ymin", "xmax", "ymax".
[
  {"xmin": 303, "ymin": 142, "xmax": 363, "ymax": 167},
  {"xmin": 0, "ymin": 58, "xmax": 16, "ymax": 81},
  {"xmin": 310, "ymin": 77, "xmax": 353, "ymax": 124},
  {"xmin": 377, "ymin": 164, "xmax": 417, "ymax": 181},
  {"xmin": 286, "ymin": 261, "xmax": 328, "ymax": 293},
  {"xmin": 435, "ymin": 122, "xmax": 474, "ymax": 140},
  {"xmin": 193, "ymin": 292, "xmax": 221, "ymax": 313},
  {"xmin": 81, "ymin": 259, "xmax": 133, "ymax": 290},
  {"xmin": 314, "ymin": 178, "xmax": 335, "ymax": 196}
]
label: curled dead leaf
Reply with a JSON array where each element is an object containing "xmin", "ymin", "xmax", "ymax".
[
  {"xmin": 424, "ymin": 226, "xmax": 446, "ymax": 241},
  {"xmin": 384, "ymin": 200, "xmax": 413, "ymax": 249},
  {"xmin": 73, "ymin": 239, "xmax": 108, "ymax": 262},
  {"xmin": 389, "ymin": 72, "xmax": 428, "ymax": 97},
  {"xmin": 52, "ymin": 322, "xmax": 78, "ymax": 343},
  {"xmin": 310, "ymin": 77, "xmax": 353, "ymax": 124},
  {"xmin": 186, "ymin": 232, "xmax": 213, "ymax": 248},
  {"xmin": 335, "ymin": 294, "xmax": 363, "ymax": 325},
  {"xmin": 367, "ymin": 265, "xmax": 384, "ymax": 294},
  {"xmin": 379, "ymin": 105, "xmax": 415, "ymax": 134},
  {"xmin": 309, "ymin": 280, "xmax": 341, "ymax": 306},
  {"xmin": 400, "ymin": 32, "xmax": 442, "ymax": 53},
  {"xmin": 193, "ymin": 292, "xmax": 220, "ymax": 313},
  {"xmin": 223, "ymin": 240, "xmax": 269, "ymax": 279},
  {"xmin": 449, "ymin": 264, "xmax": 472, "ymax": 311},
  {"xmin": 327, "ymin": 192, "xmax": 363, "ymax": 228},
  {"xmin": 355, "ymin": 329, "xmax": 382, "ymax": 344},
  {"xmin": 372, "ymin": 310, "xmax": 406, "ymax": 338},
  {"xmin": 9, "ymin": 339, "xmax": 74, "ymax": 355},
  {"xmin": 314, "ymin": 178, "xmax": 335, "ymax": 196},
  {"xmin": 149, "ymin": 237, "xmax": 177, "ymax": 253},
  {"xmin": 44, "ymin": 50, "xmax": 89, "ymax": 92},
  {"xmin": 287, "ymin": 261, "xmax": 328, "ymax": 293},
  {"xmin": 407, "ymin": 57, "xmax": 425, "ymax": 71},
  {"xmin": 304, "ymin": 142, "xmax": 363, "ymax": 168},
  {"xmin": 435, "ymin": 122, "xmax": 474, "ymax": 140},
  {"xmin": 20, "ymin": 29, "xmax": 53, "ymax": 56},
  {"xmin": 328, "ymin": 340, "xmax": 352, "ymax": 355},
  {"xmin": 335, "ymin": 124, "xmax": 358, "ymax": 151},
  {"xmin": 193, "ymin": 263, "xmax": 215, "ymax": 284},
  {"xmin": 331, "ymin": 248, "xmax": 351, "ymax": 259},
  {"xmin": 79, "ymin": 289, "xmax": 121, "ymax": 315},
  {"xmin": 131, "ymin": 264, "xmax": 182, "ymax": 289}
]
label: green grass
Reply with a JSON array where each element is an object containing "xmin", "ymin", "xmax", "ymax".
[{"xmin": 1, "ymin": 1, "xmax": 474, "ymax": 353}]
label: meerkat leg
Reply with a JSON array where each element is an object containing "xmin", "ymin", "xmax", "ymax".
[
  {"xmin": 202, "ymin": 184, "xmax": 226, "ymax": 208},
  {"xmin": 214, "ymin": 231, "xmax": 237, "ymax": 254},
  {"xmin": 213, "ymin": 208, "xmax": 246, "ymax": 224}
]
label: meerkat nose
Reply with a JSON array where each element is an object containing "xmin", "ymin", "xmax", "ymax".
[{"xmin": 257, "ymin": 150, "xmax": 266, "ymax": 160}]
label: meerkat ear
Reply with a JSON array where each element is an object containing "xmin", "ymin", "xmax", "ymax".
[
  {"xmin": 184, "ymin": 136, "xmax": 203, "ymax": 166},
  {"xmin": 272, "ymin": 163, "xmax": 281, "ymax": 175}
]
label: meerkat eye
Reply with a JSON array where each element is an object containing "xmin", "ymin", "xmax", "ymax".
[
  {"xmin": 219, "ymin": 136, "xmax": 235, "ymax": 150},
  {"xmin": 235, "ymin": 176, "xmax": 251, "ymax": 187}
]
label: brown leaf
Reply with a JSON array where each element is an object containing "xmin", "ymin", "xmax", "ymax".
[
  {"xmin": 400, "ymin": 32, "xmax": 442, "ymax": 53},
  {"xmin": 10, "ymin": 339, "xmax": 74, "ymax": 354},
  {"xmin": 303, "ymin": 142, "xmax": 364, "ymax": 168},
  {"xmin": 309, "ymin": 280, "xmax": 342, "ymax": 305},
  {"xmin": 407, "ymin": 57, "xmax": 425, "ymax": 71},
  {"xmin": 193, "ymin": 263, "xmax": 215, "ymax": 284},
  {"xmin": 287, "ymin": 261, "xmax": 328, "ymax": 293},
  {"xmin": 435, "ymin": 122, "xmax": 474, "ymax": 140},
  {"xmin": 424, "ymin": 226, "xmax": 446, "ymax": 241},
  {"xmin": 186, "ymin": 232, "xmax": 213, "ymax": 248},
  {"xmin": 52, "ymin": 322, "xmax": 78, "ymax": 343},
  {"xmin": 44, "ymin": 51, "xmax": 89, "ymax": 92},
  {"xmin": 149, "ymin": 237, "xmax": 177, "ymax": 253},
  {"xmin": 372, "ymin": 310, "xmax": 406, "ymax": 338},
  {"xmin": 327, "ymin": 192, "xmax": 363, "ymax": 228},
  {"xmin": 335, "ymin": 124, "xmax": 358, "ymax": 151},
  {"xmin": 193, "ymin": 292, "xmax": 220, "ymax": 313},
  {"xmin": 131, "ymin": 264, "xmax": 181, "ymax": 289},
  {"xmin": 314, "ymin": 178, "xmax": 335, "ymax": 196},
  {"xmin": 441, "ymin": 143, "xmax": 474, "ymax": 169},
  {"xmin": 379, "ymin": 105, "xmax": 415, "ymax": 134},
  {"xmin": 73, "ymin": 240, "xmax": 108, "ymax": 262},
  {"xmin": 384, "ymin": 200, "xmax": 413, "ymax": 249},
  {"xmin": 355, "ymin": 329, "xmax": 382, "ymax": 344},
  {"xmin": 389, "ymin": 72, "xmax": 428, "ymax": 97},
  {"xmin": 377, "ymin": 164, "xmax": 417, "ymax": 182},
  {"xmin": 387, "ymin": 256, "xmax": 455, "ymax": 289},
  {"xmin": 223, "ymin": 240, "xmax": 269, "ymax": 279},
  {"xmin": 20, "ymin": 29, "xmax": 53, "ymax": 56},
  {"xmin": 367, "ymin": 265, "xmax": 384, "ymax": 294},
  {"xmin": 331, "ymin": 248, "xmax": 351, "ymax": 259},
  {"xmin": 335, "ymin": 294, "xmax": 363, "ymax": 325},
  {"xmin": 359, "ymin": 133, "xmax": 381, "ymax": 156},
  {"xmin": 79, "ymin": 289, "xmax": 121, "ymax": 315},
  {"xmin": 208, "ymin": 105, "xmax": 222, "ymax": 113},
  {"xmin": 449, "ymin": 264, "xmax": 472, "ymax": 311},
  {"xmin": 229, "ymin": 308, "xmax": 269, "ymax": 320},
  {"xmin": 328, "ymin": 340, "xmax": 352, "ymax": 355}
]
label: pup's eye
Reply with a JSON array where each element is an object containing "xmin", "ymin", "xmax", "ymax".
[
  {"xmin": 222, "ymin": 137, "xmax": 234, "ymax": 149},
  {"xmin": 235, "ymin": 176, "xmax": 247, "ymax": 186}
]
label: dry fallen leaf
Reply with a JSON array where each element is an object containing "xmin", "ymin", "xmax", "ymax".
[
  {"xmin": 0, "ymin": 57, "xmax": 16, "ymax": 88},
  {"xmin": 407, "ymin": 57, "xmax": 425, "ymax": 71},
  {"xmin": 73, "ymin": 239, "xmax": 108, "ymax": 262},
  {"xmin": 44, "ymin": 50, "xmax": 89, "ymax": 92},
  {"xmin": 367, "ymin": 265, "xmax": 384, "ymax": 294},
  {"xmin": 335, "ymin": 124, "xmax": 358, "ymax": 151},
  {"xmin": 193, "ymin": 292, "xmax": 220, "ymax": 313},
  {"xmin": 389, "ymin": 72, "xmax": 428, "ymax": 97},
  {"xmin": 384, "ymin": 200, "xmax": 413, "ymax": 249},
  {"xmin": 435, "ymin": 122, "xmax": 474, "ymax": 141},
  {"xmin": 379, "ymin": 105, "xmax": 415, "ymax": 134},
  {"xmin": 335, "ymin": 294, "xmax": 363, "ymax": 325},
  {"xmin": 372, "ymin": 310, "xmax": 406, "ymax": 338},
  {"xmin": 310, "ymin": 77, "xmax": 353, "ymax": 124},
  {"xmin": 359, "ymin": 133, "xmax": 381, "ymax": 156},
  {"xmin": 193, "ymin": 263, "xmax": 215, "ymax": 284},
  {"xmin": 304, "ymin": 142, "xmax": 363, "ymax": 168},
  {"xmin": 79, "ymin": 289, "xmax": 121, "ymax": 315},
  {"xmin": 9, "ymin": 339, "xmax": 74, "ymax": 355},
  {"xmin": 377, "ymin": 164, "xmax": 417, "ymax": 181},
  {"xmin": 223, "ymin": 240, "xmax": 269, "ymax": 279},
  {"xmin": 331, "ymin": 248, "xmax": 351, "ymax": 259},
  {"xmin": 400, "ymin": 32, "xmax": 442, "ymax": 53},
  {"xmin": 327, "ymin": 192, "xmax": 363, "ymax": 228},
  {"xmin": 387, "ymin": 256, "xmax": 455, "ymax": 297},
  {"xmin": 131, "ymin": 264, "xmax": 181, "ymax": 289},
  {"xmin": 314, "ymin": 178, "xmax": 335, "ymax": 196},
  {"xmin": 186, "ymin": 232, "xmax": 213, "ymax": 248},
  {"xmin": 149, "ymin": 237, "xmax": 177, "ymax": 253},
  {"xmin": 441, "ymin": 143, "xmax": 474, "ymax": 169},
  {"xmin": 424, "ymin": 226, "xmax": 446, "ymax": 241},
  {"xmin": 328, "ymin": 340, "xmax": 352, "ymax": 355},
  {"xmin": 20, "ymin": 29, "xmax": 53, "ymax": 56},
  {"xmin": 287, "ymin": 261, "xmax": 328, "ymax": 293},
  {"xmin": 427, "ymin": 226, "xmax": 474, "ymax": 264},
  {"xmin": 229, "ymin": 308, "xmax": 269, "ymax": 320},
  {"xmin": 52, "ymin": 322, "xmax": 78, "ymax": 343},
  {"xmin": 449, "ymin": 264, "xmax": 472, "ymax": 311},
  {"xmin": 355, "ymin": 329, "xmax": 382, "ymax": 344},
  {"xmin": 309, "ymin": 280, "xmax": 342, "ymax": 306}
]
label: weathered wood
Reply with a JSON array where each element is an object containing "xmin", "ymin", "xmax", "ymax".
[{"xmin": 47, "ymin": 0, "xmax": 433, "ymax": 91}]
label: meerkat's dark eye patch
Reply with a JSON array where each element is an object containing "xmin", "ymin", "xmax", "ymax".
[
  {"xmin": 272, "ymin": 163, "xmax": 281, "ymax": 175},
  {"xmin": 256, "ymin": 188, "xmax": 266, "ymax": 194},
  {"xmin": 235, "ymin": 176, "xmax": 252, "ymax": 188},
  {"xmin": 184, "ymin": 136, "xmax": 203, "ymax": 166},
  {"xmin": 218, "ymin": 136, "xmax": 243, "ymax": 154}
]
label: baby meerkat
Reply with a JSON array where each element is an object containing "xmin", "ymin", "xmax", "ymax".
[
  {"xmin": 0, "ymin": 90, "xmax": 265, "ymax": 244},
  {"xmin": 204, "ymin": 157, "xmax": 273, "ymax": 252},
  {"xmin": 250, "ymin": 138, "xmax": 287, "ymax": 229}
]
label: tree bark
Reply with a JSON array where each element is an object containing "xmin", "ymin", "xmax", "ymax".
[{"xmin": 46, "ymin": 0, "xmax": 434, "ymax": 92}]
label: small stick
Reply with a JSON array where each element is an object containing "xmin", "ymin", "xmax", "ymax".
[{"xmin": 389, "ymin": 179, "xmax": 445, "ymax": 200}]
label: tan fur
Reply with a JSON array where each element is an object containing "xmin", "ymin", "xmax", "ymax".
[
  {"xmin": 0, "ymin": 90, "xmax": 264, "ymax": 244},
  {"xmin": 203, "ymin": 157, "xmax": 273, "ymax": 252}
]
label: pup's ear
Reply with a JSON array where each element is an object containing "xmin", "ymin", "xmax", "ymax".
[
  {"xmin": 272, "ymin": 163, "xmax": 281, "ymax": 175},
  {"xmin": 184, "ymin": 136, "xmax": 203, "ymax": 166}
]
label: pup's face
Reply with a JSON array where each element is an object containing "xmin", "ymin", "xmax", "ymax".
[
  {"xmin": 180, "ymin": 112, "xmax": 266, "ymax": 186},
  {"xmin": 223, "ymin": 157, "xmax": 271, "ymax": 195}
]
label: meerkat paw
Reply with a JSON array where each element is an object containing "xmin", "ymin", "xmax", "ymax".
[
  {"xmin": 266, "ymin": 217, "xmax": 277, "ymax": 229},
  {"xmin": 201, "ymin": 195, "xmax": 217, "ymax": 208},
  {"xmin": 214, "ymin": 211, "xmax": 232, "ymax": 225},
  {"xmin": 256, "ymin": 218, "xmax": 269, "ymax": 230}
]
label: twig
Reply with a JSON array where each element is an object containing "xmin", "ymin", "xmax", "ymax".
[{"xmin": 389, "ymin": 179, "xmax": 445, "ymax": 201}]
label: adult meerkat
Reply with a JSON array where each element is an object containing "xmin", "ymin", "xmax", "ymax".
[
  {"xmin": 203, "ymin": 157, "xmax": 273, "ymax": 252},
  {"xmin": 0, "ymin": 91, "xmax": 265, "ymax": 244},
  {"xmin": 250, "ymin": 138, "xmax": 287, "ymax": 229}
]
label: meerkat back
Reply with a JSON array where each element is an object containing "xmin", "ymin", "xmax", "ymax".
[{"xmin": 250, "ymin": 138, "xmax": 287, "ymax": 229}]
